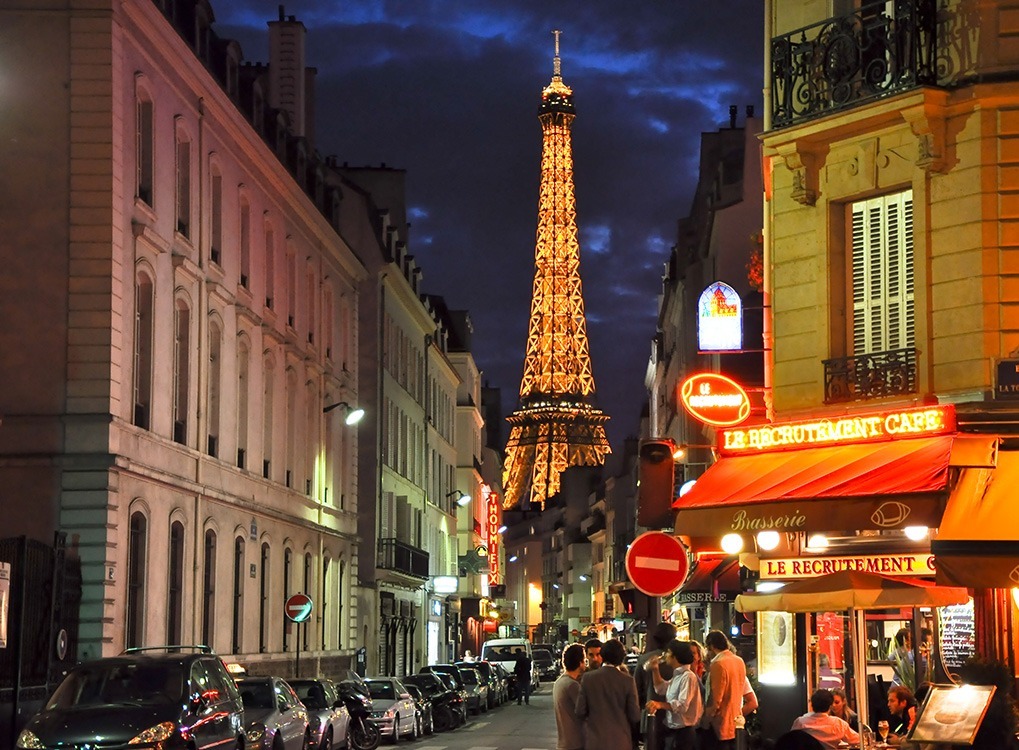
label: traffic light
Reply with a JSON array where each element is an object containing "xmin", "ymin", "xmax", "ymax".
[
  {"xmin": 617, "ymin": 589, "xmax": 655, "ymax": 619},
  {"xmin": 638, "ymin": 438, "xmax": 676, "ymax": 528}
]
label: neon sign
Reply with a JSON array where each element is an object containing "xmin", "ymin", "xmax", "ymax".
[
  {"xmin": 485, "ymin": 487, "xmax": 502, "ymax": 585},
  {"xmin": 698, "ymin": 282, "xmax": 742, "ymax": 351},
  {"xmin": 760, "ymin": 553, "xmax": 935, "ymax": 579},
  {"xmin": 679, "ymin": 373, "xmax": 752, "ymax": 427},
  {"xmin": 720, "ymin": 405, "xmax": 955, "ymax": 455}
]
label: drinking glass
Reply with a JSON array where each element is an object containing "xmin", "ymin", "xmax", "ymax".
[{"xmin": 877, "ymin": 720, "xmax": 889, "ymax": 744}]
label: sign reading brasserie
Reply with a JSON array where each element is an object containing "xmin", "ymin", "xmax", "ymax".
[
  {"xmin": 760, "ymin": 553, "xmax": 936, "ymax": 580},
  {"xmin": 720, "ymin": 404, "xmax": 955, "ymax": 455}
]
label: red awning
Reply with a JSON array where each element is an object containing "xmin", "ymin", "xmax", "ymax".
[{"xmin": 673, "ymin": 436, "xmax": 957, "ymax": 535}]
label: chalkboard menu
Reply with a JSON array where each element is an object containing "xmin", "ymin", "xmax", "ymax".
[{"xmin": 938, "ymin": 601, "xmax": 976, "ymax": 673}]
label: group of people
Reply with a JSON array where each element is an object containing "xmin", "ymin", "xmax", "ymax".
[
  {"xmin": 785, "ymin": 683, "xmax": 920, "ymax": 749},
  {"xmin": 552, "ymin": 622, "xmax": 755, "ymax": 750}
]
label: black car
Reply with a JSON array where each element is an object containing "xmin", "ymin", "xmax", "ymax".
[
  {"xmin": 403, "ymin": 683, "xmax": 433, "ymax": 736},
  {"xmin": 403, "ymin": 674, "xmax": 462, "ymax": 731},
  {"xmin": 16, "ymin": 646, "xmax": 245, "ymax": 750},
  {"xmin": 533, "ymin": 648, "xmax": 559, "ymax": 681}
]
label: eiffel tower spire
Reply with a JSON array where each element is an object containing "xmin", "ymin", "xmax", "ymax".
[{"xmin": 502, "ymin": 31, "xmax": 611, "ymax": 511}]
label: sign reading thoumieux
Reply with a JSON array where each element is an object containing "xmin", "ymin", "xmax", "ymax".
[
  {"xmin": 720, "ymin": 404, "xmax": 956, "ymax": 455},
  {"xmin": 760, "ymin": 553, "xmax": 936, "ymax": 580}
]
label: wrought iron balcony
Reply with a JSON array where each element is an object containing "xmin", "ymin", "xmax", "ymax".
[
  {"xmin": 377, "ymin": 538, "xmax": 429, "ymax": 579},
  {"xmin": 823, "ymin": 347, "xmax": 918, "ymax": 404},
  {"xmin": 771, "ymin": 0, "xmax": 937, "ymax": 129}
]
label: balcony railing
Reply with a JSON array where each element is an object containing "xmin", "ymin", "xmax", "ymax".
[
  {"xmin": 377, "ymin": 538, "xmax": 429, "ymax": 579},
  {"xmin": 823, "ymin": 347, "xmax": 918, "ymax": 404},
  {"xmin": 771, "ymin": 0, "xmax": 937, "ymax": 129}
]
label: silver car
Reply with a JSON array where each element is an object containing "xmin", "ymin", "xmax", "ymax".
[
  {"xmin": 289, "ymin": 678, "xmax": 349, "ymax": 750},
  {"xmin": 365, "ymin": 677, "xmax": 418, "ymax": 743},
  {"xmin": 236, "ymin": 677, "xmax": 309, "ymax": 750}
]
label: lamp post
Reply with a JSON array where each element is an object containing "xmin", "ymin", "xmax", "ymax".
[
  {"xmin": 446, "ymin": 490, "xmax": 472, "ymax": 507},
  {"xmin": 322, "ymin": 400, "xmax": 365, "ymax": 425}
]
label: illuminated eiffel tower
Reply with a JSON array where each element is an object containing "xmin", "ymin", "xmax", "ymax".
[{"xmin": 503, "ymin": 31, "xmax": 611, "ymax": 511}]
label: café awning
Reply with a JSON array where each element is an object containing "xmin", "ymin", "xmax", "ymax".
[
  {"xmin": 934, "ymin": 449, "xmax": 1019, "ymax": 588},
  {"xmin": 673, "ymin": 435, "xmax": 995, "ymax": 536}
]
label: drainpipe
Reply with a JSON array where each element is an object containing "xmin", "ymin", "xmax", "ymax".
[{"xmin": 762, "ymin": 1, "xmax": 775, "ymax": 421}]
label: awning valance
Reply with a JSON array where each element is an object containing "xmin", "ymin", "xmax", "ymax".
[
  {"xmin": 673, "ymin": 435, "xmax": 964, "ymax": 536},
  {"xmin": 934, "ymin": 450, "xmax": 1019, "ymax": 588}
]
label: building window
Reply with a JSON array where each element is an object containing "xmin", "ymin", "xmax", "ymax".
[
  {"xmin": 202, "ymin": 529, "xmax": 216, "ymax": 648},
  {"xmin": 337, "ymin": 560, "xmax": 345, "ymax": 649},
  {"xmin": 167, "ymin": 520, "xmax": 185, "ymax": 644},
  {"xmin": 133, "ymin": 272, "xmax": 154, "ymax": 429},
  {"xmin": 239, "ymin": 197, "xmax": 251, "ymax": 289},
  {"xmin": 263, "ymin": 357, "xmax": 274, "ymax": 480},
  {"xmin": 303, "ymin": 553, "xmax": 312, "ymax": 650},
  {"xmin": 126, "ymin": 511, "xmax": 147, "ymax": 649},
  {"xmin": 136, "ymin": 97, "xmax": 154, "ymax": 206},
  {"xmin": 321, "ymin": 557, "xmax": 330, "ymax": 650},
  {"xmin": 285, "ymin": 368, "xmax": 297, "ymax": 487},
  {"xmin": 210, "ymin": 170, "xmax": 223, "ymax": 265},
  {"xmin": 283, "ymin": 548, "xmax": 292, "ymax": 652},
  {"xmin": 232, "ymin": 537, "xmax": 244, "ymax": 653},
  {"xmin": 237, "ymin": 339, "xmax": 249, "ymax": 469},
  {"xmin": 265, "ymin": 228, "xmax": 275, "ymax": 309},
  {"xmin": 306, "ymin": 269, "xmax": 316, "ymax": 344},
  {"xmin": 851, "ymin": 190, "xmax": 915, "ymax": 354},
  {"xmin": 175, "ymin": 132, "xmax": 191, "ymax": 237},
  {"xmin": 259, "ymin": 542, "xmax": 270, "ymax": 652},
  {"xmin": 323, "ymin": 290, "xmax": 334, "ymax": 360},
  {"xmin": 173, "ymin": 299, "xmax": 191, "ymax": 445},
  {"xmin": 287, "ymin": 251, "xmax": 297, "ymax": 328},
  {"xmin": 208, "ymin": 321, "xmax": 222, "ymax": 457}
]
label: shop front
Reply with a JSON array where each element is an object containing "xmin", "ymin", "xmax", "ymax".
[{"xmin": 672, "ymin": 403, "xmax": 997, "ymax": 738}]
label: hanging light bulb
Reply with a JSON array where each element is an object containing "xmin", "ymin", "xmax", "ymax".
[
  {"xmin": 806, "ymin": 533, "xmax": 829, "ymax": 551},
  {"xmin": 904, "ymin": 526, "xmax": 928, "ymax": 541},
  {"xmin": 756, "ymin": 530, "xmax": 780, "ymax": 551},
  {"xmin": 721, "ymin": 533, "xmax": 744, "ymax": 555}
]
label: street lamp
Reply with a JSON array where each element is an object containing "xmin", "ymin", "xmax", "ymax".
[
  {"xmin": 322, "ymin": 401, "xmax": 365, "ymax": 426},
  {"xmin": 447, "ymin": 490, "xmax": 471, "ymax": 507}
]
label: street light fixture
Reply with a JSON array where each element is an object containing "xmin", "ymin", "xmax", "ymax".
[
  {"xmin": 447, "ymin": 490, "xmax": 472, "ymax": 507},
  {"xmin": 322, "ymin": 401, "xmax": 365, "ymax": 426}
]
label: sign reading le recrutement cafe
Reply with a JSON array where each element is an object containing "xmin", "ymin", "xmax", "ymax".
[{"xmin": 760, "ymin": 553, "xmax": 936, "ymax": 580}]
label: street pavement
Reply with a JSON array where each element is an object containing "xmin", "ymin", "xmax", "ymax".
[{"xmin": 412, "ymin": 683, "xmax": 558, "ymax": 750}]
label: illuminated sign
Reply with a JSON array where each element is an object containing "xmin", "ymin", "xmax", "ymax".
[
  {"xmin": 720, "ymin": 404, "xmax": 955, "ymax": 455},
  {"xmin": 760, "ymin": 553, "xmax": 936, "ymax": 580},
  {"xmin": 698, "ymin": 282, "xmax": 743, "ymax": 351},
  {"xmin": 484, "ymin": 486, "xmax": 502, "ymax": 585},
  {"xmin": 680, "ymin": 373, "xmax": 752, "ymax": 427},
  {"xmin": 432, "ymin": 576, "xmax": 459, "ymax": 594}
]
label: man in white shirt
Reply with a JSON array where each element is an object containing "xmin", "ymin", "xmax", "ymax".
[
  {"xmin": 646, "ymin": 640, "xmax": 703, "ymax": 750},
  {"xmin": 791, "ymin": 689, "xmax": 861, "ymax": 749}
]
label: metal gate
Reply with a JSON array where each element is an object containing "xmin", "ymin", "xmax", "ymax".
[{"xmin": 0, "ymin": 535, "xmax": 81, "ymax": 750}]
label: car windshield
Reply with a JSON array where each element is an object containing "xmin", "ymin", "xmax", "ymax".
[
  {"xmin": 459, "ymin": 670, "xmax": 478, "ymax": 685},
  {"xmin": 47, "ymin": 662, "xmax": 186, "ymax": 709},
  {"xmin": 436, "ymin": 674, "xmax": 457, "ymax": 691},
  {"xmin": 290, "ymin": 681, "xmax": 329, "ymax": 709},
  {"xmin": 534, "ymin": 651, "xmax": 553, "ymax": 665},
  {"xmin": 237, "ymin": 681, "xmax": 275, "ymax": 709},
  {"xmin": 404, "ymin": 677, "xmax": 439, "ymax": 697},
  {"xmin": 367, "ymin": 682, "xmax": 395, "ymax": 700}
]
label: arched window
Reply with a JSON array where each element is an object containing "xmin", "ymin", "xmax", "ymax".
[
  {"xmin": 133, "ymin": 271, "xmax": 154, "ymax": 429},
  {"xmin": 136, "ymin": 94, "xmax": 154, "ymax": 205},
  {"xmin": 210, "ymin": 167, "xmax": 223, "ymax": 265},
  {"xmin": 167, "ymin": 520, "xmax": 185, "ymax": 644},
  {"xmin": 208, "ymin": 320, "xmax": 222, "ymax": 456},
  {"xmin": 237, "ymin": 339, "xmax": 249, "ymax": 469},
  {"xmin": 173, "ymin": 299, "xmax": 191, "ymax": 445},
  {"xmin": 126, "ymin": 511, "xmax": 148, "ymax": 648},
  {"xmin": 239, "ymin": 196, "xmax": 251, "ymax": 288},
  {"xmin": 202, "ymin": 529, "xmax": 216, "ymax": 648},
  {"xmin": 232, "ymin": 537, "xmax": 244, "ymax": 653},
  {"xmin": 283, "ymin": 548, "xmax": 292, "ymax": 652},
  {"xmin": 262, "ymin": 357, "xmax": 274, "ymax": 479},
  {"xmin": 259, "ymin": 542, "xmax": 270, "ymax": 652}
]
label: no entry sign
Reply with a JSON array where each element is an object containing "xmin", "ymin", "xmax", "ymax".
[
  {"xmin": 285, "ymin": 593, "xmax": 314, "ymax": 623},
  {"xmin": 625, "ymin": 532, "xmax": 691, "ymax": 598}
]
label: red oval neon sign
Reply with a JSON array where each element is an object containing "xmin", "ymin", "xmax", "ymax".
[{"xmin": 679, "ymin": 373, "xmax": 751, "ymax": 427}]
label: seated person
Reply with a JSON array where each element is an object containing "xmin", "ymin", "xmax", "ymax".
[
  {"xmin": 830, "ymin": 688, "xmax": 860, "ymax": 732},
  {"xmin": 791, "ymin": 689, "xmax": 861, "ymax": 749},
  {"xmin": 886, "ymin": 685, "xmax": 918, "ymax": 745}
]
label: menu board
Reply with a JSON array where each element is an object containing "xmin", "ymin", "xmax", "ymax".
[
  {"xmin": 938, "ymin": 601, "xmax": 976, "ymax": 673},
  {"xmin": 758, "ymin": 611, "xmax": 796, "ymax": 686}
]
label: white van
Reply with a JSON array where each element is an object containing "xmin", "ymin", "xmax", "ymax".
[{"xmin": 480, "ymin": 638, "xmax": 538, "ymax": 691}]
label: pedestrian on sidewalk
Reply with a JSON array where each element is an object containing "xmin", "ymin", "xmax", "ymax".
[
  {"xmin": 645, "ymin": 639, "xmax": 703, "ymax": 750},
  {"xmin": 701, "ymin": 630, "xmax": 747, "ymax": 750},
  {"xmin": 553, "ymin": 643, "xmax": 587, "ymax": 750},
  {"xmin": 575, "ymin": 639, "xmax": 641, "ymax": 750},
  {"xmin": 514, "ymin": 647, "xmax": 533, "ymax": 705},
  {"xmin": 635, "ymin": 621, "xmax": 679, "ymax": 750}
]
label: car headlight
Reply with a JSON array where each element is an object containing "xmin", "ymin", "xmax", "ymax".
[
  {"xmin": 246, "ymin": 723, "xmax": 267, "ymax": 745},
  {"xmin": 129, "ymin": 721, "xmax": 176, "ymax": 745},
  {"xmin": 384, "ymin": 707, "xmax": 396, "ymax": 718},
  {"xmin": 15, "ymin": 730, "xmax": 44, "ymax": 749}
]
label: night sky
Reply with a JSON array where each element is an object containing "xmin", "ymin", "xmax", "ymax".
[{"xmin": 211, "ymin": 1, "xmax": 765, "ymax": 455}]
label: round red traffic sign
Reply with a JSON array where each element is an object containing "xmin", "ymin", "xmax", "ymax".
[
  {"xmin": 285, "ymin": 593, "xmax": 314, "ymax": 623},
  {"xmin": 625, "ymin": 532, "xmax": 691, "ymax": 598}
]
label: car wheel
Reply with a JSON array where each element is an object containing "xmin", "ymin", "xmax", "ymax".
[
  {"xmin": 409, "ymin": 716, "xmax": 418, "ymax": 741},
  {"xmin": 321, "ymin": 729, "xmax": 332, "ymax": 750},
  {"xmin": 390, "ymin": 715, "xmax": 399, "ymax": 744}
]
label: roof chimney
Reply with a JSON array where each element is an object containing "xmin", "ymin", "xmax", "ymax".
[{"xmin": 268, "ymin": 10, "xmax": 307, "ymax": 137}]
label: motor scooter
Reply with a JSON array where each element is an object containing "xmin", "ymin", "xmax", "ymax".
[{"xmin": 336, "ymin": 682, "xmax": 380, "ymax": 750}]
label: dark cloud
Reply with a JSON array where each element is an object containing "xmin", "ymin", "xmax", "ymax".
[{"xmin": 213, "ymin": 0, "xmax": 764, "ymax": 450}]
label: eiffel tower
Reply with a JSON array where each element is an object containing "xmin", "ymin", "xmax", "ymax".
[{"xmin": 503, "ymin": 31, "xmax": 611, "ymax": 511}]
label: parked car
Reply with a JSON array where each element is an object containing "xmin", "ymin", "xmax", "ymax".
[
  {"xmin": 365, "ymin": 678, "xmax": 418, "ymax": 743},
  {"xmin": 419, "ymin": 664, "xmax": 470, "ymax": 721},
  {"xmin": 403, "ymin": 683, "xmax": 433, "ymax": 735},
  {"xmin": 403, "ymin": 673, "xmax": 465, "ymax": 730},
  {"xmin": 456, "ymin": 660, "xmax": 501, "ymax": 707},
  {"xmin": 455, "ymin": 665, "xmax": 488, "ymax": 714},
  {"xmin": 289, "ymin": 678, "xmax": 349, "ymax": 750},
  {"xmin": 532, "ymin": 648, "xmax": 559, "ymax": 681},
  {"xmin": 15, "ymin": 646, "xmax": 245, "ymax": 750},
  {"xmin": 235, "ymin": 676, "xmax": 310, "ymax": 750},
  {"xmin": 491, "ymin": 662, "xmax": 514, "ymax": 703}
]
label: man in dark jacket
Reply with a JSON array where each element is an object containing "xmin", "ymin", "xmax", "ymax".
[
  {"xmin": 634, "ymin": 621, "xmax": 679, "ymax": 750},
  {"xmin": 514, "ymin": 648, "xmax": 533, "ymax": 705},
  {"xmin": 575, "ymin": 639, "xmax": 641, "ymax": 749}
]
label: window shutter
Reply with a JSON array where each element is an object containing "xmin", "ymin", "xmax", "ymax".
[{"xmin": 851, "ymin": 190, "xmax": 914, "ymax": 355}]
